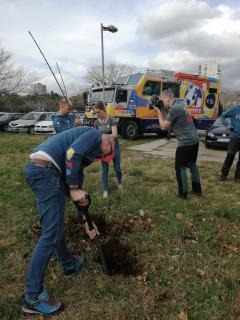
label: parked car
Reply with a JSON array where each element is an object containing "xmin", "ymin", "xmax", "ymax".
[
  {"xmin": 0, "ymin": 113, "xmax": 24, "ymax": 131},
  {"xmin": 205, "ymin": 117, "xmax": 230, "ymax": 148},
  {"xmin": 34, "ymin": 113, "xmax": 55, "ymax": 134},
  {"xmin": 8, "ymin": 111, "xmax": 52, "ymax": 133}
]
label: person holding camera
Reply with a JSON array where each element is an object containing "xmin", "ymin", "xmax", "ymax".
[
  {"xmin": 219, "ymin": 104, "xmax": 240, "ymax": 182},
  {"xmin": 152, "ymin": 89, "xmax": 202, "ymax": 199}
]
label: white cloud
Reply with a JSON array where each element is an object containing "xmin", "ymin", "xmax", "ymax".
[
  {"xmin": 137, "ymin": 1, "xmax": 240, "ymax": 88},
  {"xmin": 137, "ymin": 0, "xmax": 219, "ymax": 39},
  {"xmin": 149, "ymin": 49, "xmax": 200, "ymax": 73},
  {"xmin": 1, "ymin": 0, "xmax": 240, "ymax": 91}
]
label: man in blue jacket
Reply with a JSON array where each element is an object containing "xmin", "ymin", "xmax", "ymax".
[
  {"xmin": 219, "ymin": 104, "xmax": 240, "ymax": 182},
  {"xmin": 52, "ymin": 98, "xmax": 81, "ymax": 133},
  {"xmin": 22, "ymin": 126, "xmax": 114, "ymax": 316}
]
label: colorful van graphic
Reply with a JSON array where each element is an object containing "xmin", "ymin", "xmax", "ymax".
[{"xmin": 85, "ymin": 70, "xmax": 221, "ymax": 139}]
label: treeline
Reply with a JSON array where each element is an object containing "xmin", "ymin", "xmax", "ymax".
[
  {"xmin": 0, "ymin": 92, "xmax": 86, "ymax": 113},
  {"xmin": 0, "ymin": 44, "xmax": 87, "ymax": 113}
]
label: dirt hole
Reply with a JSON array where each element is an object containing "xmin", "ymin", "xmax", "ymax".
[
  {"xmin": 34, "ymin": 214, "xmax": 145, "ymax": 276},
  {"xmin": 96, "ymin": 238, "xmax": 141, "ymax": 276}
]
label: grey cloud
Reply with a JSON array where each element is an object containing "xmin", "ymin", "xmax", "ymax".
[
  {"xmin": 137, "ymin": 0, "xmax": 219, "ymax": 39},
  {"xmin": 170, "ymin": 31, "xmax": 240, "ymax": 59}
]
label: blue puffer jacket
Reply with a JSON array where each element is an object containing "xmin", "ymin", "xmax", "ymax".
[
  {"xmin": 52, "ymin": 114, "xmax": 75, "ymax": 134},
  {"xmin": 220, "ymin": 105, "xmax": 240, "ymax": 138},
  {"xmin": 32, "ymin": 126, "xmax": 102, "ymax": 186}
]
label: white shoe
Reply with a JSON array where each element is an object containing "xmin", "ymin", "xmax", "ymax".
[
  {"xmin": 103, "ymin": 191, "xmax": 108, "ymax": 198},
  {"xmin": 117, "ymin": 183, "xmax": 123, "ymax": 190}
]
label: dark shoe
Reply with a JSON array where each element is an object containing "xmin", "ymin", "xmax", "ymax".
[
  {"xmin": 63, "ymin": 256, "xmax": 85, "ymax": 276},
  {"xmin": 175, "ymin": 193, "xmax": 187, "ymax": 199},
  {"xmin": 192, "ymin": 191, "xmax": 202, "ymax": 196},
  {"xmin": 219, "ymin": 174, "xmax": 227, "ymax": 181},
  {"xmin": 22, "ymin": 289, "xmax": 63, "ymax": 316}
]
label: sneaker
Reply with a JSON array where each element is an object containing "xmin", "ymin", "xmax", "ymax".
[
  {"xmin": 117, "ymin": 183, "xmax": 123, "ymax": 190},
  {"xmin": 63, "ymin": 256, "xmax": 85, "ymax": 276},
  {"xmin": 103, "ymin": 191, "xmax": 108, "ymax": 198},
  {"xmin": 219, "ymin": 174, "xmax": 227, "ymax": 181},
  {"xmin": 22, "ymin": 289, "xmax": 63, "ymax": 316},
  {"xmin": 175, "ymin": 193, "xmax": 187, "ymax": 199},
  {"xmin": 192, "ymin": 191, "xmax": 202, "ymax": 196}
]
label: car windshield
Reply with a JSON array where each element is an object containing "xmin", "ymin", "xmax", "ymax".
[
  {"xmin": 213, "ymin": 117, "xmax": 231, "ymax": 127},
  {"xmin": 46, "ymin": 113, "xmax": 54, "ymax": 120},
  {"xmin": 0, "ymin": 114, "xmax": 10, "ymax": 121},
  {"xmin": 22, "ymin": 113, "xmax": 41, "ymax": 120}
]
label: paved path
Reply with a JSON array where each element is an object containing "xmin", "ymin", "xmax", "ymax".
[{"xmin": 128, "ymin": 138, "xmax": 227, "ymax": 163}]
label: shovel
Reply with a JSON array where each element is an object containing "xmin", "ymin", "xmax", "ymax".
[{"xmin": 74, "ymin": 200, "xmax": 109, "ymax": 275}]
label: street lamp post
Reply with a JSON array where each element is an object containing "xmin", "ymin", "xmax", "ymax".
[{"xmin": 100, "ymin": 23, "xmax": 118, "ymax": 106}]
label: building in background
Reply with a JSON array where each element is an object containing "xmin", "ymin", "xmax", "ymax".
[
  {"xmin": 199, "ymin": 61, "xmax": 221, "ymax": 79},
  {"xmin": 31, "ymin": 83, "xmax": 47, "ymax": 95}
]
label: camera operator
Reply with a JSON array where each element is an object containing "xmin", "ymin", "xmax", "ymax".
[{"xmin": 152, "ymin": 89, "xmax": 202, "ymax": 199}]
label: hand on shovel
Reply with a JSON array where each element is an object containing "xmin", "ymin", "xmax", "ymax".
[{"xmin": 84, "ymin": 221, "xmax": 100, "ymax": 239}]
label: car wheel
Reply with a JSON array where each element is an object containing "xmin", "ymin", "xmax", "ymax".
[
  {"xmin": 28, "ymin": 126, "xmax": 35, "ymax": 134},
  {"xmin": 3, "ymin": 124, "xmax": 9, "ymax": 131},
  {"xmin": 205, "ymin": 140, "xmax": 211, "ymax": 148}
]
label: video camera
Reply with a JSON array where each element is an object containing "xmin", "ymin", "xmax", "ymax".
[{"xmin": 148, "ymin": 95, "xmax": 165, "ymax": 110}]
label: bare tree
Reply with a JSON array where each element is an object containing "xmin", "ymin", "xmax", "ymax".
[
  {"xmin": 85, "ymin": 63, "xmax": 138, "ymax": 86},
  {"xmin": 0, "ymin": 47, "xmax": 39, "ymax": 94}
]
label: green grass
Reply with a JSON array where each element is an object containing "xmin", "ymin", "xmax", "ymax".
[{"xmin": 0, "ymin": 132, "xmax": 240, "ymax": 320}]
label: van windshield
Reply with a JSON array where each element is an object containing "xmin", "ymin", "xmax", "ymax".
[
  {"xmin": 116, "ymin": 74, "xmax": 142, "ymax": 86},
  {"xmin": 89, "ymin": 89, "xmax": 114, "ymax": 103}
]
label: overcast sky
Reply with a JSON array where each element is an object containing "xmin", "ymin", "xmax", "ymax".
[{"xmin": 1, "ymin": 0, "xmax": 240, "ymax": 94}]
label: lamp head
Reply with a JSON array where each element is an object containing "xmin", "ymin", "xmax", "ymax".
[{"xmin": 103, "ymin": 24, "xmax": 118, "ymax": 33}]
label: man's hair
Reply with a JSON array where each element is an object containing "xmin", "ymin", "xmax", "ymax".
[
  {"xmin": 160, "ymin": 89, "xmax": 175, "ymax": 100},
  {"xmin": 58, "ymin": 98, "xmax": 72, "ymax": 108},
  {"xmin": 94, "ymin": 101, "xmax": 106, "ymax": 112}
]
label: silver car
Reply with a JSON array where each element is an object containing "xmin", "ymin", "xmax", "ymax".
[
  {"xmin": 8, "ymin": 112, "xmax": 51, "ymax": 133},
  {"xmin": 34, "ymin": 113, "xmax": 55, "ymax": 134}
]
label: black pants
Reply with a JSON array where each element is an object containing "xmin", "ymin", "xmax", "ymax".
[
  {"xmin": 175, "ymin": 142, "xmax": 201, "ymax": 197},
  {"xmin": 221, "ymin": 136, "xmax": 240, "ymax": 179}
]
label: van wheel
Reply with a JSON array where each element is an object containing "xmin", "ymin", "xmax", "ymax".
[{"xmin": 120, "ymin": 120, "xmax": 139, "ymax": 140}]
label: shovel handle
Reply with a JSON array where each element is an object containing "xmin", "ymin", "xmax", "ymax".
[
  {"xmin": 73, "ymin": 199, "xmax": 94, "ymax": 231},
  {"xmin": 84, "ymin": 210, "xmax": 94, "ymax": 231}
]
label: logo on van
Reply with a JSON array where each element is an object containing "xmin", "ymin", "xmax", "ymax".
[{"xmin": 115, "ymin": 105, "xmax": 126, "ymax": 110}]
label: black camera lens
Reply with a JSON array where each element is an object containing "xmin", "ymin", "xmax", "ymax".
[
  {"xmin": 148, "ymin": 103, "xmax": 154, "ymax": 110},
  {"xmin": 148, "ymin": 95, "xmax": 164, "ymax": 110}
]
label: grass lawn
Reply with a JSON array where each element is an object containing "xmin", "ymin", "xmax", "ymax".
[{"xmin": 0, "ymin": 132, "xmax": 240, "ymax": 320}]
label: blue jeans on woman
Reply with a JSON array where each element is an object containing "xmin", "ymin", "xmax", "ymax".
[
  {"xmin": 24, "ymin": 163, "xmax": 74, "ymax": 298},
  {"xmin": 101, "ymin": 143, "xmax": 122, "ymax": 191}
]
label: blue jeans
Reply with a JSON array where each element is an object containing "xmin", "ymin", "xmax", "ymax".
[
  {"xmin": 24, "ymin": 163, "xmax": 74, "ymax": 298},
  {"xmin": 101, "ymin": 144, "xmax": 122, "ymax": 191}
]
